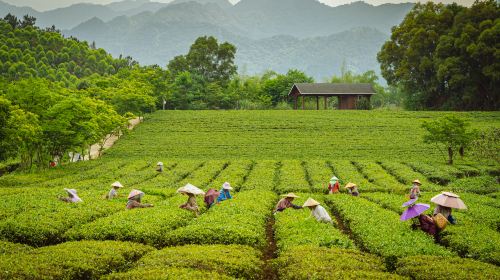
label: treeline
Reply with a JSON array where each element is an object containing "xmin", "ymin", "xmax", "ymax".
[
  {"xmin": 0, "ymin": 15, "xmax": 163, "ymax": 169},
  {"xmin": 378, "ymin": 0, "xmax": 499, "ymax": 110}
]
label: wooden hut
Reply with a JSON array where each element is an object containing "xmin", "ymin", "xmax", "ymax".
[{"xmin": 288, "ymin": 83, "xmax": 376, "ymax": 110}]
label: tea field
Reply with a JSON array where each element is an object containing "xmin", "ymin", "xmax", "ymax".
[{"xmin": 0, "ymin": 110, "xmax": 499, "ymax": 279}]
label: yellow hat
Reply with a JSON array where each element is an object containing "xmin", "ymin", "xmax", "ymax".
[
  {"xmin": 303, "ymin": 198, "xmax": 320, "ymax": 207},
  {"xmin": 412, "ymin": 179, "xmax": 422, "ymax": 185},
  {"xmin": 281, "ymin": 193, "xmax": 299, "ymax": 198},
  {"xmin": 111, "ymin": 181, "xmax": 123, "ymax": 188},
  {"xmin": 344, "ymin": 183, "xmax": 357, "ymax": 189}
]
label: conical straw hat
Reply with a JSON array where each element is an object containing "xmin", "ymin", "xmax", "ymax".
[
  {"xmin": 303, "ymin": 198, "xmax": 320, "ymax": 207},
  {"xmin": 344, "ymin": 182, "xmax": 357, "ymax": 189},
  {"xmin": 64, "ymin": 188, "xmax": 78, "ymax": 196},
  {"xmin": 430, "ymin": 192, "xmax": 467, "ymax": 209},
  {"xmin": 111, "ymin": 181, "xmax": 124, "ymax": 188},
  {"xmin": 412, "ymin": 179, "xmax": 422, "ymax": 185},
  {"xmin": 157, "ymin": 162, "xmax": 163, "ymax": 166},
  {"xmin": 177, "ymin": 183, "xmax": 205, "ymax": 196},
  {"xmin": 330, "ymin": 176, "xmax": 339, "ymax": 183},
  {"xmin": 222, "ymin": 182, "xmax": 233, "ymax": 190},
  {"xmin": 281, "ymin": 193, "xmax": 299, "ymax": 198},
  {"xmin": 128, "ymin": 189, "xmax": 144, "ymax": 199}
]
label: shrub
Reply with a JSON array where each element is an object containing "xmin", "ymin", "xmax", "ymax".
[
  {"xmin": 274, "ymin": 195, "xmax": 354, "ymax": 252},
  {"xmin": 0, "ymin": 240, "xmax": 32, "ymax": 255},
  {"xmin": 241, "ymin": 160, "xmax": 277, "ymax": 191},
  {"xmin": 103, "ymin": 268, "xmax": 233, "ymax": 280},
  {"xmin": 275, "ymin": 160, "xmax": 310, "ymax": 193},
  {"xmin": 274, "ymin": 246, "xmax": 405, "ymax": 280},
  {"xmin": 106, "ymin": 244, "xmax": 262, "ymax": 279},
  {"xmin": 162, "ymin": 190, "xmax": 276, "ymax": 248},
  {"xmin": 395, "ymin": 255, "xmax": 500, "ymax": 280},
  {"xmin": 0, "ymin": 241, "xmax": 154, "ymax": 279},
  {"xmin": 448, "ymin": 176, "xmax": 499, "ymax": 194},
  {"xmin": 324, "ymin": 194, "xmax": 453, "ymax": 268}
]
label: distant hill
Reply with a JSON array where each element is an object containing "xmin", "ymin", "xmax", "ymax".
[
  {"xmin": 66, "ymin": 0, "xmax": 409, "ymax": 79},
  {"xmin": 1, "ymin": 0, "xmax": 414, "ymax": 78}
]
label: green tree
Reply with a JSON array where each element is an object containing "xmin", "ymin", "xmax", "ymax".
[
  {"xmin": 262, "ymin": 69, "xmax": 314, "ymax": 106},
  {"xmin": 421, "ymin": 115, "xmax": 476, "ymax": 164},
  {"xmin": 378, "ymin": 1, "xmax": 499, "ymax": 110},
  {"xmin": 167, "ymin": 36, "xmax": 237, "ymax": 86}
]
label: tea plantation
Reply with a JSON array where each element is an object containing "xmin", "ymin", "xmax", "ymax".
[{"xmin": 0, "ymin": 110, "xmax": 499, "ymax": 279}]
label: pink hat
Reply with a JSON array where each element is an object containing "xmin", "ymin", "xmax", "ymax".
[{"xmin": 128, "ymin": 189, "xmax": 144, "ymax": 199}]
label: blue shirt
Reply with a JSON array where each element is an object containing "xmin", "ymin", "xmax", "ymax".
[{"xmin": 217, "ymin": 189, "xmax": 232, "ymax": 203}]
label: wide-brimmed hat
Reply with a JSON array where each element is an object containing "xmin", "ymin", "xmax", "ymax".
[
  {"xmin": 412, "ymin": 179, "xmax": 422, "ymax": 185},
  {"xmin": 330, "ymin": 176, "xmax": 339, "ymax": 183},
  {"xmin": 303, "ymin": 198, "xmax": 320, "ymax": 207},
  {"xmin": 128, "ymin": 189, "xmax": 144, "ymax": 199},
  {"xmin": 64, "ymin": 188, "xmax": 78, "ymax": 196},
  {"xmin": 430, "ymin": 191, "xmax": 467, "ymax": 209},
  {"xmin": 111, "ymin": 181, "xmax": 124, "ymax": 188},
  {"xmin": 344, "ymin": 183, "xmax": 357, "ymax": 189},
  {"xmin": 157, "ymin": 162, "xmax": 163, "ymax": 166},
  {"xmin": 281, "ymin": 193, "xmax": 299, "ymax": 198},
  {"xmin": 222, "ymin": 182, "xmax": 233, "ymax": 190},
  {"xmin": 177, "ymin": 183, "xmax": 205, "ymax": 196}
]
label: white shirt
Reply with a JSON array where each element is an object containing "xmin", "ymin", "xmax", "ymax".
[
  {"xmin": 311, "ymin": 205, "xmax": 332, "ymax": 223},
  {"xmin": 108, "ymin": 188, "xmax": 117, "ymax": 199}
]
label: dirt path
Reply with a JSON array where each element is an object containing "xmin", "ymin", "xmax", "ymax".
[
  {"xmin": 262, "ymin": 215, "xmax": 278, "ymax": 280},
  {"xmin": 84, "ymin": 117, "xmax": 142, "ymax": 160}
]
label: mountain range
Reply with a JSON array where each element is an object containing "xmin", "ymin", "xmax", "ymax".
[{"xmin": 0, "ymin": 0, "xmax": 414, "ymax": 79}]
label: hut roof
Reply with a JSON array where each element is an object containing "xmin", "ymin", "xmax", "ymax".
[{"xmin": 289, "ymin": 83, "xmax": 376, "ymax": 96}]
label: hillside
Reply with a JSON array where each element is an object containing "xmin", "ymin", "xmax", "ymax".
[{"xmin": 105, "ymin": 110, "xmax": 500, "ymax": 161}]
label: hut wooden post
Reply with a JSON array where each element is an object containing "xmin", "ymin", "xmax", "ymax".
[
  {"xmin": 302, "ymin": 95, "xmax": 305, "ymax": 110},
  {"xmin": 316, "ymin": 96, "xmax": 319, "ymax": 110},
  {"xmin": 324, "ymin": 96, "xmax": 327, "ymax": 109}
]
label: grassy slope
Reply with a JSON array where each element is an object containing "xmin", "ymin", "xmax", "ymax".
[{"xmin": 105, "ymin": 110, "xmax": 500, "ymax": 162}]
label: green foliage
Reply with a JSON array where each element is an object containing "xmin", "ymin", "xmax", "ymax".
[
  {"xmin": 422, "ymin": 115, "xmax": 476, "ymax": 164},
  {"xmin": 274, "ymin": 195, "xmax": 355, "ymax": 252},
  {"xmin": 104, "ymin": 110, "xmax": 500, "ymax": 162},
  {"xmin": 104, "ymin": 268, "xmax": 234, "ymax": 280},
  {"xmin": 0, "ymin": 240, "xmax": 32, "ymax": 255},
  {"xmin": 378, "ymin": 1, "xmax": 500, "ymax": 110},
  {"xmin": 163, "ymin": 190, "xmax": 276, "ymax": 248},
  {"xmin": 262, "ymin": 69, "xmax": 314, "ymax": 105},
  {"xmin": 0, "ymin": 240, "xmax": 153, "ymax": 279},
  {"xmin": 105, "ymin": 245, "xmax": 263, "ymax": 280},
  {"xmin": 395, "ymin": 255, "xmax": 500, "ymax": 279},
  {"xmin": 470, "ymin": 128, "xmax": 500, "ymax": 164},
  {"xmin": 324, "ymin": 194, "xmax": 453, "ymax": 265},
  {"xmin": 274, "ymin": 246, "xmax": 405, "ymax": 280}
]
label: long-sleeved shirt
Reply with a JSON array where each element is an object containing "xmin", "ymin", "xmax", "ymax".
[
  {"xmin": 108, "ymin": 188, "xmax": 117, "ymax": 199},
  {"xmin": 410, "ymin": 185, "xmax": 420, "ymax": 198},
  {"xmin": 328, "ymin": 182, "xmax": 340, "ymax": 193},
  {"xmin": 433, "ymin": 205, "xmax": 452, "ymax": 218},
  {"xmin": 311, "ymin": 205, "xmax": 332, "ymax": 223},
  {"xmin": 275, "ymin": 198, "xmax": 302, "ymax": 212},
  {"xmin": 217, "ymin": 189, "xmax": 232, "ymax": 203}
]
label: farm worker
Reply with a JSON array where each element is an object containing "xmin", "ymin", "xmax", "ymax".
[
  {"xmin": 177, "ymin": 183, "xmax": 204, "ymax": 216},
  {"xmin": 414, "ymin": 214, "xmax": 439, "ymax": 236},
  {"xmin": 204, "ymin": 188, "xmax": 220, "ymax": 209},
  {"xmin": 431, "ymin": 192, "xmax": 466, "ymax": 225},
  {"xmin": 180, "ymin": 193, "xmax": 200, "ymax": 216},
  {"xmin": 59, "ymin": 188, "xmax": 82, "ymax": 203},
  {"xmin": 273, "ymin": 193, "xmax": 302, "ymax": 214},
  {"xmin": 303, "ymin": 198, "xmax": 332, "ymax": 223},
  {"xmin": 217, "ymin": 182, "xmax": 233, "ymax": 203},
  {"xmin": 126, "ymin": 189, "xmax": 153, "ymax": 209},
  {"xmin": 410, "ymin": 179, "xmax": 421, "ymax": 199},
  {"xmin": 156, "ymin": 162, "xmax": 164, "ymax": 172},
  {"xmin": 328, "ymin": 176, "xmax": 340, "ymax": 194},
  {"xmin": 433, "ymin": 205, "xmax": 456, "ymax": 224},
  {"xmin": 344, "ymin": 183, "xmax": 359, "ymax": 196},
  {"xmin": 107, "ymin": 181, "xmax": 123, "ymax": 199}
]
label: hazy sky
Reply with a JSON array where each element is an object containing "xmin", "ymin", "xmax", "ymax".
[{"xmin": 5, "ymin": 0, "xmax": 476, "ymax": 12}]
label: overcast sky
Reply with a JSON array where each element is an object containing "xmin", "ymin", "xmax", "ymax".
[{"xmin": 4, "ymin": 0, "xmax": 476, "ymax": 12}]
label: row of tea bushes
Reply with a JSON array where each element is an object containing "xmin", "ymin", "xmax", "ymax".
[
  {"xmin": 0, "ymin": 241, "xmax": 153, "ymax": 279},
  {"xmin": 273, "ymin": 194, "xmax": 354, "ymax": 252},
  {"xmin": 103, "ymin": 245, "xmax": 263, "ymax": 280},
  {"xmin": 240, "ymin": 160, "xmax": 277, "ymax": 191},
  {"xmin": 353, "ymin": 161, "xmax": 408, "ymax": 193},
  {"xmin": 331, "ymin": 160, "xmax": 384, "ymax": 192},
  {"xmin": 302, "ymin": 160, "xmax": 333, "ymax": 193},
  {"xmin": 275, "ymin": 160, "xmax": 310, "ymax": 193},
  {"xmin": 162, "ymin": 190, "xmax": 276, "ymax": 248}
]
